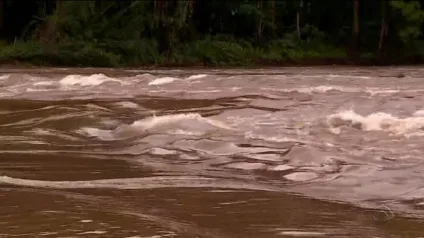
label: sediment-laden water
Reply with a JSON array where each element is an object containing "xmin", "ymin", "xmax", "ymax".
[{"xmin": 1, "ymin": 66, "xmax": 424, "ymax": 237}]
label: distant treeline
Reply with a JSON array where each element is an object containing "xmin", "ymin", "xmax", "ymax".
[{"xmin": 0, "ymin": 0, "xmax": 423, "ymax": 67}]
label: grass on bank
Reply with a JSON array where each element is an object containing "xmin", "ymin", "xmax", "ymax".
[{"xmin": 0, "ymin": 37, "xmax": 353, "ymax": 68}]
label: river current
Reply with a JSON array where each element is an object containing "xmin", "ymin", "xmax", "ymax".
[{"xmin": 1, "ymin": 67, "xmax": 424, "ymax": 237}]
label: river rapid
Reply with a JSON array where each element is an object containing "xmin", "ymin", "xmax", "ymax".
[{"xmin": 1, "ymin": 66, "xmax": 424, "ymax": 237}]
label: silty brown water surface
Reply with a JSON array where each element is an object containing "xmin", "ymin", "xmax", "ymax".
[{"xmin": 1, "ymin": 67, "xmax": 424, "ymax": 237}]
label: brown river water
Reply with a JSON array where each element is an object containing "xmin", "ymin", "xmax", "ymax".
[{"xmin": 1, "ymin": 66, "xmax": 424, "ymax": 237}]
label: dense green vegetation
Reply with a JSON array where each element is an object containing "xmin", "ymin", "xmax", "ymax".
[{"xmin": 1, "ymin": 0, "xmax": 424, "ymax": 67}]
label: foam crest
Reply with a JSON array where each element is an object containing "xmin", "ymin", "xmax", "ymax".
[
  {"xmin": 81, "ymin": 113, "xmax": 233, "ymax": 140},
  {"xmin": 327, "ymin": 74, "xmax": 371, "ymax": 79},
  {"xmin": 79, "ymin": 127, "xmax": 116, "ymax": 141},
  {"xmin": 130, "ymin": 113, "xmax": 233, "ymax": 132},
  {"xmin": 148, "ymin": 77, "xmax": 179, "ymax": 86},
  {"xmin": 114, "ymin": 101, "xmax": 139, "ymax": 109},
  {"xmin": 263, "ymin": 85, "xmax": 356, "ymax": 94},
  {"xmin": 263, "ymin": 85, "xmax": 407, "ymax": 96},
  {"xmin": 0, "ymin": 74, "xmax": 10, "ymax": 80},
  {"xmin": 327, "ymin": 110, "xmax": 424, "ymax": 136},
  {"xmin": 34, "ymin": 81, "xmax": 56, "ymax": 86},
  {"xmin": 0, "ymin": 175, "xmax": 280, "ymax": 191},
  {"xmin": 300, "ymin": 85, "xmax": 354, "ymax": 93},
  {"xmin": 187, "ymin": 74, "xmax": 208, "ymax": 80},
  {"xmin": 413, "ymin": 110, "xmax": 424, "ymax": 117},
  {"xmin": 59, "ymin": 74, "xmax": 123, "ymax": 86}
]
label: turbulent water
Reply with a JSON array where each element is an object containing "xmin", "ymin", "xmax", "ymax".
[{"xmin": 1, "ymin": 66, "xmax": 424, "ymax": 237}]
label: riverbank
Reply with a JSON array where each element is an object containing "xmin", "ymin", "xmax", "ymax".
[{"xmin": 1, "ymin": 40, "xmax": 423, "ymax": 68}]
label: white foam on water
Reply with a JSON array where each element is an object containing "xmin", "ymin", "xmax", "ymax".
[
  {"xmin": 414, "ymin": 110, "xmax": 424, "ymax": 117},
  {"xmin": 34, "ymin": 81, "xmax": 55, "ymax": 86},
  {"xmin": 263, "ymin": 85, "xmax": 409, "ymax": 96},
  {"xmin": 79, "ymin": 128, "xmax": 116, "ymax": 141},
  {"xmin": 327, "ymin": 110, "xmax": 424, "ymax": 136},
  {"xmin": 0, "ymin": 92, "xmax": 14, "ymax": 97},
  {"xmin": 39, "ymin": 232, "xmax": 59, "ymax": 236},
  {"xmin": 284, "ymin": 172, "xmax": 319, "ymax": 182},
  {"xmin": 168, "ymin": 129, "xmax": 205, "ymax": 136},
  {"xmin": 79, "ymin": 220, "xmax": 93, "ymax": 223},
  {"xmin": 126, "ymin": 236, "xmax": 161, "ymax": 238},
  {"xmin": 148, "ymin": 77, "xmax": 179, "ymax": 86},
  {"xmin": 0, "ymin": 74, "xmax": 10, "ymax": 80},
  {"xmin": 305, "ymin": 85, "xmax": 353, "ymax": 93},
  {"xmin": 188, "ymin": 89, "xmax": 222, "ymax": 93},
  {"xmin": 269, "ymin": 165, "xmax": 295, "ymax": 171},
  {"xmin": 307, "ymin": 86, "xmax": 399, "ymax": 95},
  {"xmin": 135, "ymin": 73, "xmax": 156, "ymax": 79},
  {"xmin": 25, "ymin": 88, "xmax": 47, "ymax": 93},
  {"xmin": 187, "ymin": 74, "xmax": 208, "ymax": 80},
  {"xmin": 84, "ymin": 103, "xmax": 111, "ymax": 112},
  {"xmin": 148, "ymin": 89, "xmax": 221, "ymax": 94},
  {"xmin": 244, "ymin": 133, "xmax": 293, "ymax": 143},
  {"xmin": 298, "ymin": 74, "xmax": 371, "ymax": 80},
  {"xmin": 115, "ymin": 101, "xmax": 139, "ymax": 109},
  {"xmin": 78, "ymin": 230, "xmax": 107, "ymax": 235},
  {"xmin": 148, "ymin": 148, "xmax": 177, "ymax": 155},
  {"xmin": 365, "ymin": 88, "xmax": 400, "ymax": 95},
  {"xmin": 27, "ymin": 128, "xmax": 81, "ymax": 142},
  {"xmin": 126, "ymin": 236, "xmax": 162, "ymax": 238},
  {"xmin": 263, "ymin": 85, "xmax": 358, "ymax": 94},
  {"xmin": 23, "ymin": 140, "xmax": 48, "ymax": 145},
  {"xmin": 59, "ymin": 74, "xmax": 123, "ymax": 86},
  {"xmin": 130, "ymin": 113, "xmax": 233, "ymax": 132},
  {"xmin": 327, "ymin": 74, "xmax": 371, "ymax": 79},
  {"xmin": 224, "ymin": 162, "xmax": 267, "ymax": 170},
  {"xmin": 278, "ymin": 231, "xmax": 326, "ymax": 237},
  {"xmin": 244, "ymin": 153, "xmax": 282, "ymax": 162},
  {"xmin": 0, "ymin": 175, "xmax": 281, "ymax": 192}
]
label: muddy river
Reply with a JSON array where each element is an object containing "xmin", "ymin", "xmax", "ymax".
[{"xmin": 1, "ymin": 66, "xmax": 424, "ymax": 237}]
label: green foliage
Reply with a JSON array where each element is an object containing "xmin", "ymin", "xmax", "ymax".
[
  {"xmin": 105, "ymin": 39, "xmax": 161, "ymax": 66},
  {"xmin": 390, "ymin": 0, "xmax": 424, "ymax": 43},
  {"xmin": 0, "ymin": 41, "xmax": 120, "ymax": 67},
  {"xmin": 0, "ymin": 0, "xmax": 424, "ymax": 66},
  {"xmin": 183, "ymin": 38, "xmax": 254, "ymax": 66}
]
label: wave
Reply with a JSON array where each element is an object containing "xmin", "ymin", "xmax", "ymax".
[
  {"xmin": 327, "ymin": 110, "xmax": 424, "ymax": 136},
  {"xmin": 271, "ymin": 86, "xmax": 416, "ymax": 95},
  {"xmin": 59, "ymin": 74, "xmax": 124, "ymax": 86},
  {"xmin": 131, "ymin": 113, "xmax": 232, "ymax": 131},
  {"xmin": 148, "ymin": 77, "xmax": 179, "ymax": 86},
  {"xmin": 0, "ymin": 175, "xmax": 281, "ymax": 192},
  {"xmin": 187, "ymin": 74, "xmax": 208, "ymax": 80},
  {"xmin": 81, "ymin": 113, "xmax": 234, "ymax": 140},
  {"xmin": 0, "ymin": 74, "xmax": 10, "ymax": 80}
]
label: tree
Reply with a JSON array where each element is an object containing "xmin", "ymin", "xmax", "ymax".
[
  {"xmin": 350, "ymin": 0, "xmax": 359, "ymax": 58},
  {"xmin": 256, "ymin": 0, "xmax": 263, "ymax": 44},
  {"xmin": 390, "ymin": 0, "xmax": 424, "ymax": 44},
  {"xmin": 297, "ymin": 1, "xmax": 303, "ymax": 40},
  {"xmin": 0, "ymin": 0, "xmax": 4, "ymax": 38},
  {"xmin": 377, "ymin": 1, "xmax": 389, "ymax": 58}
]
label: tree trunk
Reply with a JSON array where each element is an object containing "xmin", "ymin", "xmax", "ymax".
[
  {"xmin": 256, "ymin": 0, "xmax": 263, "ymax": 45},
  {"xmin": 271, "ymin": 0, "xmax": 276, "ymax": 33},
  {"xmin": 0, "ymin": 0, "xmax": 4, "ymax": 38},
  {"xmin": 296, "ymin": 1, "xmax": 303, "ymax": 41},
  {"xmin": 297, "ymin": 12, "xmax": 300, "ymax": 40},
  {"xmin": 350, "ymin": 0, "xmax": 360, "ymax": 58},
  {"xmin": 187, "ymin": 0, "xmax": 194, "ymax": 18},
  {"xmin": 56, "ymin": 0, "xmax": 62, "ymax": 18},
  {"xmin": 153, "ymin": 0, "xmax": 161, "ymax": 25},
  {"xmin": 377, "ymin": 1, "xmax": 388, "ymax": 59}
]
